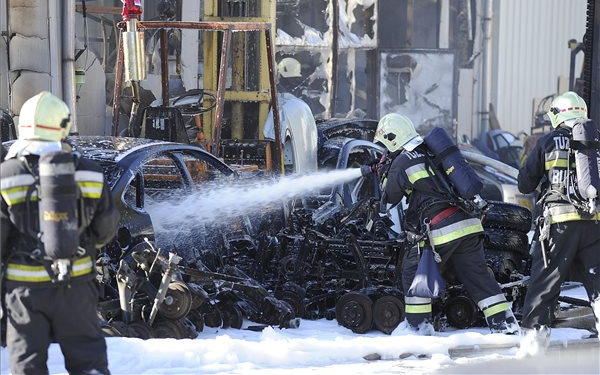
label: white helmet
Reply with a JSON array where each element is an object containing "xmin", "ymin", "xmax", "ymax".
[
  {"xmin": 547, "ymin": 91, "xmax": 587, "ymax": 128},
  {"xmin": 374, "ymin": 113, "xmax": 423, "ymax": 152},
  {"xmin": 277, "ymin": 57, "xmax": 302, "ymax": 78},
  {"xmin": 18, "ymin": 91, "xmax": 71, "ymax": 141}
]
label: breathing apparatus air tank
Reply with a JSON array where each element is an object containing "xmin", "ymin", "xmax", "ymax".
[
  {"xmin": 571, "ymin": 119, "xmax": 600, "ymax": 213},
  {"xmin": 38, "ymin": 151, "xmax": 80, "ymax": 281},
  {"xmin": 423, "ymin": 127, "xmax": 483, "ymax": 202}
]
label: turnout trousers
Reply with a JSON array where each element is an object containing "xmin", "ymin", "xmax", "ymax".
[
  {"xmin": 5, "ymin": 279, "xmax": 109, "ymax": 375},
  {"xmin": 402, "ymin": 235, "xmax": 515, "ymax": 331},
  {"xmin": 522, "ymin": 220, "xmax": 600, "ymax": 330}
]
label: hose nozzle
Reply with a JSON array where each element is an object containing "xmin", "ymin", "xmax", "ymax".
[{"xmin": 360, "ymin": 164, "xmax": 375, "ymax": 177}]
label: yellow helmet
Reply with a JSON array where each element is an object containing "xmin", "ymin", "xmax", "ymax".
[
  {"xmin": 547, "ymin": 91, "xmax": 587, "ymax": 128},
  {"xmin": 374, "ymin": 113, "xmax": 422, "ymax": 152},
  {"xmin": 18, "ymin": 91, "xmax": 71, "ymax": 141}
]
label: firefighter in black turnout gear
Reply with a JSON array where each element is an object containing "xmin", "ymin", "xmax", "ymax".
[
  {"xmin": 518, "ymin": 91, "xmax": 600, "ymax": 339},
  {"xmin": 367, "ymin": 113, "xmax": 519, "ymax": 334},
  {"xmin": 0, "ymin": 92, "xmax": 119, "ymax": 374}
]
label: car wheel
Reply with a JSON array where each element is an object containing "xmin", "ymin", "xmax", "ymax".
[
  {"xmin": 335, "ymin": 291, "xmax": 373, "ymax": 334},
  {"xmin": 373, "ymin": 294, "xmax": 405, "ymax": 334},
  {"xmin": 482, "ymin": 201, "xmax": 532, "ymax": 232},
  {"xmin": 445, "ymin": 295, "xmax": 479, "ymax": 329},
  {"xmin": 483, "ymin": 228, "xmax": 530, "ymax": 256}
]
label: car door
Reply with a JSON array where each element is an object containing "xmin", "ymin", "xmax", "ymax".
[{"xmin": 334, "ymin": 140, "xmax": 384, "ymax": 207}]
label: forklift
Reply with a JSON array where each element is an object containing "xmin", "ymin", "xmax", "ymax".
[{"xmin": 111, "ymin": 0, "xmax": 285, "ymax": 174}]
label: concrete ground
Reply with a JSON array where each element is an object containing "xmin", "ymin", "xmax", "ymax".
[{"xmin": 438, "ymin": 340, "xmax": 599, "ymax": 374}]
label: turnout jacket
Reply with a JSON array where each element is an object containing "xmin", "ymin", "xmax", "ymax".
[
  {"xmin": 0, "ymin": 153, "xmax": 119, "ymax": 286},
  {"xmin": 518, "ymin": 126, "xmax": 600, "ymax": 223},
  {"xmin": 384, "ymin": 145, "xmax": 484, "ymax": 247}
]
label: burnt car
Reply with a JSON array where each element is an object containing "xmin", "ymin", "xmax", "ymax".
[{"xmin": 1, "ymin": 136, "xmax": 298, "ymax": 339}]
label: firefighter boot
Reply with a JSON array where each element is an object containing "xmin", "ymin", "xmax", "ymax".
[
  {"xmin": 404, "ymin": 296, "xmax": 434, "ymax": 335},
  {"xmin": 478, "ymin": 295, "xmax": 520, "ymax": 334},
  {"xmin": 486, "ymin": 308, "xmax": 520, "ymax": 334}
]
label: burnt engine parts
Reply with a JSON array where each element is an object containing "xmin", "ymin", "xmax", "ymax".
[
  {"xmin": 97, "ymin": 242, "xmax": 299, "ymax": 340},
  {"xmin": 98, "ymin": 198, "xmax": 533, "ymax": 338},
  {"xmin": 273, "ymin": 200, "xmax": 532, "ymax": 333}
]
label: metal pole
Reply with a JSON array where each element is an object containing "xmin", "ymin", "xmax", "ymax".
[
  {"xmin": 111, "ymin": 36, "xmax": 124, "ymax": 136},
  {"xmin": 160, "ymin": 29, "xmax": 169, "ymax": 106},
  {"xmin": 330, "ymin": 0, "xmax": 339, "ymax": 117},
  {"xmin": 62, "ymin": 0, "xmax": 77, "ymax": 133},
  {"xmin": 479, "ymin": 0, "xmax": 493, "ymax": 136},
  {"xmin": 212, "ymin": 29, "xmax": 231, "ymax": 157},
  {"xmin": 49, "ymin": 0, "xmax": 63, "ymax": 98},
  {"xmin": 265, "ymin": 27, "xmax": 283, "ymax": 174}
]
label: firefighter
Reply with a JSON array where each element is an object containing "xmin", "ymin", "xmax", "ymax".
[
  {"xmin": 518, "ymin": 91, "xmax": 600, "ymax": 342},
  {"xmin": 367, "ymin": 113, "xmax": 519, "ymax": 334},
  {"xmin": 0, "ymin": 92, "xmax": 119, "ymax": 374}
]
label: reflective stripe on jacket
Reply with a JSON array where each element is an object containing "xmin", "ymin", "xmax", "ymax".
[
  {"xmin": 0, "ymin": 170, "xmax": 105, "ymax": 206},
  {"xmin": 0, "ymin": 174, "xmax": 37, "ymax": 205},
  {"xmin": 5, "ymin": 256, "xmax": 94, "ymax": 282},
  {"xmin": 548, "ymin": 203, "xmax": 600, "ymax": 224},
  {"xmin": 428, "ymin": 217, "xmax": 484, "ymax": 246}
]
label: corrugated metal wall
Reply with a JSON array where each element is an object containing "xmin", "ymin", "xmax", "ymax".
[
  {"xmin": 492, "ymin": 0, "xmax": 588, "ymax": 135},
  {"xmin": 0, "ymin": 0, "xmax": 8, "ymax": 110}
]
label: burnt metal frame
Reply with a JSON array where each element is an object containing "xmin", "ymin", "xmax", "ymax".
[{"xmin": 111, "ymin": 20, "xmax": 283, "ymax": 173}]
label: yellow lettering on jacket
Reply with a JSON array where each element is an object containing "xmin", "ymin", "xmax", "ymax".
[{"xmin": 43, "ymin": 211, "xmax": 69, "ymax": 222}]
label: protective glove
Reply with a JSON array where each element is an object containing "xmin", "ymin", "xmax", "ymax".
[{"xmin": 360, "ymin": 164, "xmax": 376, "ymax": 177}]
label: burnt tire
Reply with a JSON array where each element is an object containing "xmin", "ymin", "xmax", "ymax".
[
  {"xmin": 203, "ymin": 307, "xmax": 224, "ymax": 328},
  {"xmin": 152, "ymin": 319, "xmax": 187, "ymax": 339},
  {"xmin": 482, "ymin": 201, "xmax": 532, "ymax": 232},
  {"xmin": 159, "ymin": 281, "xmax": 193, "ymax": 320},
  {"xmin": 335, "ymin": 292, "xmax": 373, "ymax": 334},
  {"xmin": 483, "ymin": 228, "xmax": 530, "ymax": 256},
  {"xmin": 445, "ymin": 295, "xmax": 479, "ymax": 329},
  {"xmin": 128, "ymin": 321, "xmax": 153, "ymax": 340},
  {"xmin": 373, "ymin": 295, "xmax": 405, "ymax": 335},
  {"xmin": 277, "ymin": 282, "xmax": 306, "ymax": 319},
  {"xmin": 219, "ymin": 302, "xmax": 244, "ymax": 330}
]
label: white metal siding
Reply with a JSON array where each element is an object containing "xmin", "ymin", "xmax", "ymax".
[
  {"xmin": 0, "ymin": 0, "xmax": 7, "ymax": 110},
  {"xmin": 492, "ymin": 0, "xmax": 588, "ymax": 135}
]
